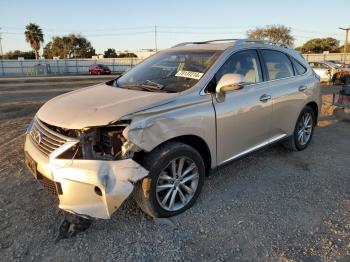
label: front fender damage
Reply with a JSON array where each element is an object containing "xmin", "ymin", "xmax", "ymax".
[{"xmin": 122, "ymin": 117, "xmax": 179, "ymax": 152}]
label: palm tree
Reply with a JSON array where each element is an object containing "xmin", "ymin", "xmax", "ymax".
[{"xmin": 24, "ymin": 23, "xmax": 44, "ymax": 60}]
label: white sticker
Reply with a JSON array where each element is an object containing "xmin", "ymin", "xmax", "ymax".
[{"xmin": 175, "ymin": 70, "xmax": 204, "ymax": 80}]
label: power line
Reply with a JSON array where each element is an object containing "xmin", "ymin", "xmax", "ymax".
[
  {"xmin": 1, "ymin": 31, "xmax": 154, "ymax": 37},
  {"xmin": 157, "ymin": 30, "xmax": 246, "ymax": 35},
  {"xmin": 0, "ymin": 25, "xmax": 347, "ymax": 54},
  {"xmin": 84, "ymin": 31, "xmax": 154, "ymax": 37},
  {"xmin": 1, "ymin": 25, "xmax": 343, "ymax": 36},
  {"xmin": 0, "ymin": 25, "xmax": 155, "ymax": 32}
]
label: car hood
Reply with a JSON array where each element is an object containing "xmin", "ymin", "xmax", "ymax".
[{"xmin": 37, "ymin": 83, "xmax": 178, "ymax": 129}]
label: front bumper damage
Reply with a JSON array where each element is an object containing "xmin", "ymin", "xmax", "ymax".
[{"xmin": 24, "ymin": 133, "xmax": 148, "ymax": 219}]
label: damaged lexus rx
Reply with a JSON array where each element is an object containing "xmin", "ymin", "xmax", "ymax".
[{"xmin": 24, "ymin": 39, "xmax": 321, "ymax": 219}]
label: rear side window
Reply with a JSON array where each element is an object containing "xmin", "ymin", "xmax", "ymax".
[
  {"xmin": 261, "ymin": 50, "xmax": 294, "ymax": 80},
  {"xmin": 291, "ymin": 57, "xmax": 307, "ymax": 75}
]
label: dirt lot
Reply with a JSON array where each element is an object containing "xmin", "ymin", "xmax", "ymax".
[{"xmin": 0, "ymin": 78, "xmax": 349, "ymax": 261}]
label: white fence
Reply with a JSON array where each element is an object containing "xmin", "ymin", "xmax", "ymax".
[
  {"xmin": 303, "ymin": 53, "xmax": 350, "ymax": 63},
  {"xmin": 0, "ymin": 53, "xmax": 349, "ymax": 77},
  {"xmin": 0, "ymin": 58, "xmax": 143, "ymax": 77}
]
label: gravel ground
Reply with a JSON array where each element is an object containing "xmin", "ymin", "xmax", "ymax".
[{"xmin": 0, "ymin": 79, "xmax": 349, "ymax": 261}]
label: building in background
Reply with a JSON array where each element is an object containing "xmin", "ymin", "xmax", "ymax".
[
  {"xmin": 134, "ymin": 49, "xmax": 156, "ymax": 59},
  {"xmin": 92, "ymin": 54, "xmax": 104, "ymax": 59}
]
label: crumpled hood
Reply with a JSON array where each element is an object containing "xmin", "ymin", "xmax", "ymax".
[{"xmin": 37, "ymin": 83, "xmax": 177, "ymax": 129}]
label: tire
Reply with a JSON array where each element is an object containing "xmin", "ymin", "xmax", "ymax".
[
  {"xmin": 134, "ymin": 142, "xmax": 205, "ymax": 218},
  {"xmin": 282, "ymin": 106, "xmax": 316, "ymax": 151}
]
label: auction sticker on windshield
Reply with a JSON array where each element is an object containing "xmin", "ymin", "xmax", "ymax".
[{"xmin": 175, "ymin": 70, "xmax": 204, "ymax": 80}]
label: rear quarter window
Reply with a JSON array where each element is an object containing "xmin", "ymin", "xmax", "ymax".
[{"xmin": 290, "ymin": 57, "xmax": 307, "ymax": 75}]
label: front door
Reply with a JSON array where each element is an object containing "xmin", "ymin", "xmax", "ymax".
[{"xmin": 213, "ymin": 49, "xmax": 273, "ymax": 165}]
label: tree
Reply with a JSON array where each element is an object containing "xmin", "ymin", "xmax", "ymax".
[
  {"xmin": 117, "ymin": 52, "xmax": 137, "ymax": 58},
  {"xmin": 103, "ymin": 48, "xmax": 137, "ymax": 58},
  {"xmin": 338, "ymin": 44, "xmax": 350, "ymax": 53},
  {"xmin": 1, "ymin": 50, "xmax": 35, "ymax": 59},
  {"xmin": 104, "ymin": 48, "xmax": 118, "ymax": 58},
  {"xmin": 296, "ymin": 38, "xmax": 340, "ymax": 53},
  {"xmin": 43, "ymin": 34, "xmax": 96, "ymax": 59},
  {"xmin": 24, "ymin": 23, "xmax": 44, "ymax": 60},
  {"xmin": 246, "ymin": 25, "xmax": 294, "ymax": 46}
]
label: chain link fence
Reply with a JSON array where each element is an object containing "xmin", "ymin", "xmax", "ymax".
[{"xmin": 0, "ymin": 58, "xmax": 143, "ymax": 77}]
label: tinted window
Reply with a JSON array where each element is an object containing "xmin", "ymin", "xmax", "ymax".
[
  {"xmin": 261, "ymin": 50, "xmax": 294, "ymax": 80},
  {"xmin": 215, "ymin": 50, "xmax": 262, "ymax": 84},
  {"xmin": 291, "ymin": 57, "xmax": 307, "ymax": 75}
]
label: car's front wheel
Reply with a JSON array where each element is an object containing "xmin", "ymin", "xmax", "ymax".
[
  {"xmin": 283, "ymin": 106, "xmax": 315, "ymax": 151},
  {"xmin": 134, "ymin": 142, "xmax": 205, "ymax": 218}
]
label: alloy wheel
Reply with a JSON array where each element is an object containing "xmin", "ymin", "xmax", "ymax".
[
  {"xmin": 297, "ymin": 112, "xmax": 313, "ymax": 146},
  {"xmin": 156, "ymin": 157, "xmax": 199, "ymax": 211}
]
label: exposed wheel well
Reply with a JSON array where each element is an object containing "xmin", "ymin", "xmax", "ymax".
[{"xmin": 306, "ymin": 101, "xmax": 318, "ymax": 124}]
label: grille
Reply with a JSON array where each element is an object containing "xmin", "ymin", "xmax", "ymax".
[{"xmin": 29, "ymin": 117, "xmax": 69, "ymax": 157}]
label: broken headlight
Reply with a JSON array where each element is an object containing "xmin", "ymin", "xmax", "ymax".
[{"xmin": 57, "ymin": 123, "xmax": 140, "ymax": 161}]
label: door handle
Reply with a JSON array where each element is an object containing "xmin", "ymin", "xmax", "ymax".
[
  {"xmin": 259, "ymin": 94, "xmax": 271, "ymax": 102},
  {"xmin": 298, "ymin": 85, "xmax": 307, "ymax": 92}
]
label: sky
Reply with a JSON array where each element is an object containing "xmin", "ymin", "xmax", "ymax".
[{"xmin": 0, "ymin": 0, "xmax": 349, "ymax": 54}]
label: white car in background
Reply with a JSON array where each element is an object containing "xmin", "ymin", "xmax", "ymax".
[{"xmin": 310, "ymin": 61, "xmax": 350, "ymax": 83}]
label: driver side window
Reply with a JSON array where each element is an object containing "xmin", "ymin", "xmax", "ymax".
[
  {"xmin": 206, "ymin": 49, "xmax": 262, "ymax": 93},
  {"xmin": 216, "ymin": 50, "xmax": 262, "ymax": 84}
]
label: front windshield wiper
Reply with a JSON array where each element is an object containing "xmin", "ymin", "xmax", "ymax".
[
  {"xmin": 120, "ymin": 80, "xmax": 165, "ymax": 92},
  {"xmin": 140, "ymin": 80, "xmax": 164, "ymax": 90}
]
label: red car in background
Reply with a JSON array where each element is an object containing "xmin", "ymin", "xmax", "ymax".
[{"xmin": 88, "ymin": 64, "xmax": 111, "ymax": 75}]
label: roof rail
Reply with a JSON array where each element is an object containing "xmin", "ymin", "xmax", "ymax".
[
  {"xmin": 172, "ymin": 39, "xmax": 238, "ymax": 48},
  {"xmin": 235, "ymin": 39, "xmax": 290, "ymax": 48},
  {"xmin": 172, "ymin": 38, "xmax": 290, "ymax": 49}
]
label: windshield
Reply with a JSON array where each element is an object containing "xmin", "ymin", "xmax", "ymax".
[{"xmin": 113, "ymin": 50, "xmax": 222, "ymax": 93}]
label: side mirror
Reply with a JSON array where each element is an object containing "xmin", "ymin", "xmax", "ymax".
[{"xmin": 216, "ymin": 73, "xmax": 246, "ymax": 93}]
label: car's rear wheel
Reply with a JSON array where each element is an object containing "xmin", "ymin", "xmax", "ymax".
[
  {"xmin": 283, "ymin": 106, "xmax": 315, "ymax": 151},
  {"xmin": 134, "ymin": 142, "xmax": 205, "ymax": 218}
]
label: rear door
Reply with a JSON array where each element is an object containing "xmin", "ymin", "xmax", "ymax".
[
  {"xmin": 259, "ymin": 49, "xmax": 311, "ymax": 138},
  {"xmin": 213, "ymin": 49, "xmax": 273, "ymax": 165}
]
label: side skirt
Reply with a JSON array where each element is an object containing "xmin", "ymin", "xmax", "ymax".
[{"xmin": 208, "ymin": 134, "xmax": 289, "ymax": 175}]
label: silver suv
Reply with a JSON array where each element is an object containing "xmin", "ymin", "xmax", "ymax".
[{"xmin": 24, "ymin": 39, "xmax": 321, "ymax": 219}]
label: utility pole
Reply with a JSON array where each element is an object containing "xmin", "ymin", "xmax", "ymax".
[
  {"xmin": 339, "ymin": 27, "xmax": 350, "ymax": 64},
  {"xmin": 0, "ymin": 27, "xmax": 3, "ymax": 58},
  {"xmin": 154, "ymin": 25, "xmax": 158, "ymax": 52}
]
